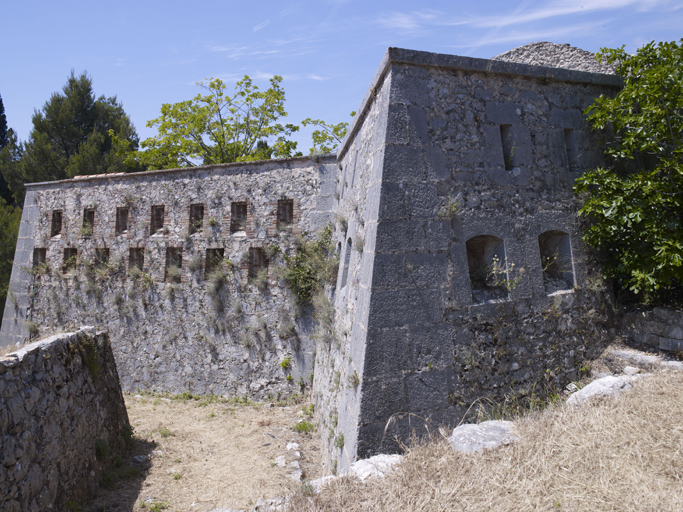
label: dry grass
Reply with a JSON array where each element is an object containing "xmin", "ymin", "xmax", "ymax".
[
  {"xmin": 88, "ymin": 394, "xmax": 322, "ymax": 511},
  {"xmin": 291, "ymin": 370, "xmax": 683, "ymax": 511}
]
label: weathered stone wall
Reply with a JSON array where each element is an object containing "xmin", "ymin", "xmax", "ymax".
[
  {"xmin": 313, "ymin": 47, "xmax": 622, "ymax": 468},
  {"xmin": 1, "ymin": 157, "xmax": 337, "ymax": 398},
  {"xmin": 312, "ymin": 55, "xmax": 393, "ymax": 473},
  {"xmin": 621, "ymin": 307, "xmax": 683, "ymax": 351},
  {"xmin": 0, "ymin": 328, "xmax": 129, "ymax": 512}
]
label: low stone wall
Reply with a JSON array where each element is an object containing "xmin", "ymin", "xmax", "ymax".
[
  {"xmin": 621, "ymin": 307, "xmax": 683, "ymax": 351},
  {"xmin": 0, "ymin": 328, "xmax": 129, "ymax": 512}
]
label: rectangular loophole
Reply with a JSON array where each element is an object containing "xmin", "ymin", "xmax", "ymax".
[
  {"xmin": 51, "ymin": 211, "xmax": 63, "ymax": 237},
  {"xmin": 116, "ymin": 207, "xmax": 129, "ymax": 235},
  {"xmin": 150, "ymin": 205, "xmax": 165, "ymax": 234},
  {"xmin": 500, "ymin": 124, "xmax": 514, "ymax": 170},
  {"xmin": 205, "ymin": 248, "xmax": 224, "ymax": 278},
  {"xmin": 231, "ymin": 202, "xmax": 247, "ymax": 233},
  {"xmin": 95, "ymin": 248, "xmax": 110, "ymax": 266},
  {"xmin": 277, "ymin": 199, "xmax": 294, "ymax": 229},
  {"xmin": 564, "ymin": 129, "xmax": 579, "ymax": 170},
  {"xmin": 129, "ymin": 248, "xmax": 144, "ymax": 271},
  {"xmin": 33, "ymin": 248, "xmax": 46, "ymax": 268},
  {"xmin": 63, "ymin": 248, "xmax": 78, "ymax": 272},
  {"xmin": 248, "ymin": 247, "xmax": 267, "ymax": 279},
  {"xmin": 189, "ymin": 204, "xmax": 204, "ymax": 234},
  {"xmin": 82, "ymin": 208, "xmax": 95, "ymax": 237},
  {"xmin": 165, "ymin": 247, "xmax": 182, "ymax": 283}
]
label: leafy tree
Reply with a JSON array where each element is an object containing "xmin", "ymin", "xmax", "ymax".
[
  {"xmin": 0, "ymin": 197, "xmax": 21, "ymax": 320},
  {"xmin": 0, "ymin": 71, "xmax": 141, "ymax": 205},
  {"xmin": 302, "ymin": 112, "xmax": 354, "ymax": 155},
  {"xmin": 575, "ymin": 40, "xmax": 683, "ymax": 304},
  {"xmin": 0, "ymin": 95, "xmax": 15, "ymax": 204},
  {"xmin": 139, "ymin": 76, "xmax": 301, "ymax": 169}
]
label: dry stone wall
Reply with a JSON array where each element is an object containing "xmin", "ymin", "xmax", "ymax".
[
  {"xmin": 1, "ymin": 157, "xmax": 337, "ymax": 398},
  {"xmin": 0, "ymin": 328, "xmax": 129, "ymax": 512}
]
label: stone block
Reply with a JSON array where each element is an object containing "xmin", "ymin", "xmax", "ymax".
[
  {"xmin": 659, "ymin": 337, "xmax": 683, "ymax": 352},
  {"xmin": 407, "ymin": 105, "xmax": 429, "ymax": 145},
  {"xmin": 425, "ymin": 220, "xmax": 451, "ymax": 252},
  {"xmin": 382, "ymin": 145, "xmax": 427, "ymax": 182},
  {"xmin": 368, "ymin": 289, "xmax": 443, "ymax": 328},
  {"xmin": 425, "ymin": 146, "xmax": 450, "ymax": 180},
  {"xmin": 377, "ymin": 183, "xmax": 407, "ymax": 220},
  {"xmin": 406, "ymin": 367, "xmax": 457, "ymax": 412},
  {"xmin": 385, "ymin": 104, "xmax": 410, "ymax": 145},
  {"xmin": 364, "ymin": 327, "xmax": 411, "ymax": 377},
  {"xmin": 409, "ymin": 323, "xmax": 455, "ymax": 369},
  {"xmin": 406, "ymin": 183, "xmax": 437, "ymax": 219},
  {"xmin": 485, "ymin": 101, "xmax": 521, "ymax": 125},
  {"xmin": 405, "ymin": 252, "xmax": 448, "ymax": 288},
  {"xmin": 375, "ymin": 220, "xmax": 426, "ymax": 253},
  {"xmin": 359, "ymin": 376, "xmax": 407, "ymax": 423}
]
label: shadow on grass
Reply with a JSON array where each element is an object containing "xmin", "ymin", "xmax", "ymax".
[{"xmin": 83, "ymin": 436, "xmax": 158, "ymax": 512}]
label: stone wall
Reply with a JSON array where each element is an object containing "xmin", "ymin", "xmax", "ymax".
[
  {"xmin": 313, "ymin": 47, "xmax": 621, "ymax": 470},
  {"xmin": 621, "ymin": 307, "xmax": 683, "ymax": 351},
  {"xmin": 1, "ymin": 157, "xmax": 337, "ymax": 398},
  {"xmin": 0, "ymin": 328, "xmax": 129, "ymax": 512}
]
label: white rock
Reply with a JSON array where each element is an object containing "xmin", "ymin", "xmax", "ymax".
[
  {"xmin": 622, "ymin": 366, "xmax": 640, "ymax": 375},
  {"xmin": 273, "ymin": 455, "xmax": 286, "ymax": 467},
  {"xmin": 286, "ymin": 442, "xmax": 300, "ymax": 451},
  {"xmin": 288, "ymin": 470, "xmax": 303, "ymax": 481},
  {"xmin": 289, "ymin": 461, "xmax": 300, "ymax": 469},
  {"xmin": 448, "ymin": 420, "xmax": 519, "ymax": 454},
  {"xmin": 343, "ymin": 453, "xmax": 403, "ymax": 482},
  {"xmin": 661, "ymin": 361, "xmax": 683, "ymax": 370},
  {"xmin": 566, "ymin": 375, "xmax": 640, "ymax": 405},
  {"xmin": 309, "ymin": 475, "xmax": 336, "ymax": 492}
]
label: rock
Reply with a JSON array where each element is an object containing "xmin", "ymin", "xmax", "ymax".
[
  {"xmin": 622, "ymin": 366, "xmax": 640, "ymax": 375},
  {"xmin": 448, "ymin": 420, "xmax": 519, "ymax": 454},
  {"xmin": 309, "ymin": 475, "xmax": 336, "ymax": 492},
  {"xmin": 566, "ymin": 375, "xmax": 641, "ymax": 405},
  {"xmin": 343, "ymin": 453, "xmax": 404, "ymax": 482},
  {"xmin": 132, "ymin": 455, "xmax": 148, "ymax": 463},
  {"xmin": 660, "ymin": 361, "xmax": 683, "ymax": 370},
  {"xmin": 611, "ymin": 349, "xmax": 662, "ymax": 367},
  {"xmin": 273, "ymin": 455, "xmax": 286, "ymax": 467},
  {"xmin": 286, "ymin": 442, "xmax": 300, "ymax": 451}
]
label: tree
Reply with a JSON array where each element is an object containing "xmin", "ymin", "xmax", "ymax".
[
  {"xmin": 0, "ymin": 95, "xmax": 15, "ymax": 204},
  {"xmin": 0, "ymin": 94, "xmax": 8, "ymax": 149},
  {"xmin": 302, "ymin": 113, "xmax": 354, "ymax": 155},
  {"xmin": 139, "ymin": 76, "xmax": 301, "ymax": 169},
  {"xmin": 0, "ymin": 197, "xmax": 21, "ymax": 322},
  {"xmin": 0, "ymin": 71, "xmax": 141, "ymax": 205},
  {"xmin": 575, "ymin": 40, "xmax": 683, "ymax": 304}
]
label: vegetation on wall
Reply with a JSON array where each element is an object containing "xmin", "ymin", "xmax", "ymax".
[{"xmin": 576, "ymin": 40, "xmax": 683, "ymax": 305}]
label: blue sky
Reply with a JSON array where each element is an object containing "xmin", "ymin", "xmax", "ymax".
[{"xmin": 2, "ymin": 0, "xmax": 681, "ymax": 153}]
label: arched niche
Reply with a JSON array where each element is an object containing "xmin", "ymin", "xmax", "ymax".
[
  {"xmin": 466, "ymin": 235, "xmax": 508, "ymax": 304},
  {"xmin": 538, "ymin": 230, "xmax": 574, "ymax": 293}
]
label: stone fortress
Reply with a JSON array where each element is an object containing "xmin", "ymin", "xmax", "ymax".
[{"xmin": 1, "ymin": 42, "xmax": 622, "ymax": 472}]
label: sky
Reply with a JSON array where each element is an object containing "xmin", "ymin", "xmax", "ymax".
[{"xmin": 1, "ymin": 0, "xmax": 681, "ymax": 153}]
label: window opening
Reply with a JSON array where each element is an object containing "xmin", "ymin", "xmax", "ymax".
[
  {"xmin": 277, "ymin": 199, "xmax": 294, "ymax": 229},
  {"xmin": 189, "ymin": 204, "xmax": 204, "ymax": 234},
  {"xmin": 150, "ymin": 205, "xmax": 165, "ymax": 234},
  {"xmin": 538, "ymin": 230, "xmax": 574, "ymax": 293},
  {"xmin": 116, "ymin": 207, "xmax": 129, "ymax": 235},
  {"xmin": 466, "ymin": 235, "xmax": 508, "ymax": 304},
  {"xmin": 248, "ymin": 247, "xmax": 267, "ymax": 279},
  {"xmin": 129, "ymin": 248, "xmax": 144, "ymax": 271},
  {"xmin": 230, "ymin": 202, "xmax": 247, "ymax": 233},
  {"xmin": 500, "ymin": 124, "xmax": 515, "ymax": 170},
  {"xmin": 205, "ymin": 248, "xmax": 224, "ymax": 278},
  {"xmin": 165, "ymin": 247, "xmax": 182, "ymax": 283},
  {"xmin": 33, "ymin": 248, "xmax": 46, "ymax": 268},
  {"xmin": 63, "ymin": 248, "xmax": 78, "ymax": 272},
  {"xmin": 564, "ymin": 129, "xmax": 579, "ymax": 170},
  {"xmin": 82, "ymin": 208, "xmax": 95, "ymax": 237},
  {"xmin": 95, "ymin": 248, "xmax": 110, "ymax": 266},
  {"xmin": 51, "ymin": 211, "xmax": 63, "ymax": 237},
  {"xmin": 340, "ymin": 238, "xmax": 352, "ymax": 289}
]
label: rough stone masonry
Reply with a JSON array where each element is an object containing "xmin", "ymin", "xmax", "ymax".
[{"xmin": 1, "ymin": 42, "xmax": 622, "ymax": 472}]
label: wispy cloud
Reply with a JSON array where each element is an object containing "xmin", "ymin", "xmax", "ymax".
[
  {"xmin": 306, "ymin": 74, "xmax": 329, "ymax": 81},
  {"xmin": 378, "ymin": 11, "xmax": 441, "ymax": 31},
  {"xmin": 253, "ymin": 19, "xmax": 271, "ymax": 32}
]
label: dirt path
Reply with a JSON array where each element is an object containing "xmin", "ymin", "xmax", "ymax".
[{"xmin": 87, "ymin": 394, "xmax": 322, "ymax": 511}]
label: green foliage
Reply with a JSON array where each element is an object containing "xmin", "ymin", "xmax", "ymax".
[
  {"xmin": 139, "ymin": 76, "xmax": 301, "ymax": 169},
  {"xmin": 294, "ymin": 419, "xmax": 315, "ymax": 433},
  {"xmin": 437, "ymin": 196, "xmax": 462, "ymax": 220},
  {"xmin": 0, "ymin": 198, "xmax": 21, "ymax": 316},
  {"xmin": 576, "ymin": 40, "xmax": 683, "ymax": 304},
  {"xmin": 334, "ymin": 433, "xmax": 344, "ymax": 449},
  {"xmin": 0, "ymin": 71, "xmax": 141, "ymax": 205},
  {"xmin": 301, "ymin": 112, "xmax": 354, "ymax": 154},
  {"xmin": 282, "ymin": 223, "xmax": 338, "ymax": 305},
  {"xmin": 280, "ymin": 357, "xmax": 292, "ymax": 369}
]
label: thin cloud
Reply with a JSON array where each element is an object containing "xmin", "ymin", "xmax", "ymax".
[
  {"xmin": 253, "ymin": 19, "xmax": 271, "ymax": 32},
  {"xmin": 306, "ymin": 74, "xmax": 329, "ymax": 81},
  {"xmin": 378, "ymin": 11, "xmax": 441, "ymax": 31}
]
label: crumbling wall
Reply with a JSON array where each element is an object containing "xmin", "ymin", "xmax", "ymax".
[
  {"xmin": 1, "ymin": 157, "xmax": 337, "ymax": 398},
  {"xmin": 0, "ymin": 328, "xmax": 129, "ymax": 512},
  {"xmin": 621, "ymin": 307, "xmax": 683, "ymax": 351}
]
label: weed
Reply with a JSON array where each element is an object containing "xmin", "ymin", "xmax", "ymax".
[
  {"xmin": 207, "ymin": 215, "xmax": 218, "ymax": 227},
  {"xmin": 8, "ymin": 289, "xmax": 18, "ymax": 307},
  {"xmin": 347, "ymin": 369, "xmax": 360, "ymax": 388},
  {"xmin": 294, "ymin": 420, "xmax": 315, "ymax": 433},
  {"xmin": 299, "ymin": 480, "xmax": 316, "ymax": 497},
  {"xmin": 207, "ymin": 268, "xmax": 227, "ymax": 297},
  {"xmin": 25, "ymin": 320, "xmax": 39, "ymax": 338},
  {"xmin": 354, "ymin": 234, "xmax": 364, "ymax": 253},
  {"xmin": 166, "ymin": 265, "xmax": 182, "ymax": 283},
  {"xmin": 172, "ymin": 473, "xmax": 182, "ymax": 480},
  {"xmin": 157, "ymin": 427, "xmax": 173, "ymax": 438},
  {"xmin": 280, "ymin": 357, "xmax": 292, "ymax": 369},
  {"xmin": 331, "ymin": 460, "xmax": 338, "ymax": 475},
  {"xmin": 302, "ymin": 403, "xmax": 314, "ymax": 417},
  {"xmin": 334, "ymin": 433, "xmax": 345, "ymax": 449},
  {"xmin": 287, "ymin": 374, "xmax": 294, "ymax": 382},
  {"xmin": 437, "ymin": 195, "xmax": 462, "ymax": 220},
  {"xmin": 277, "ymin": 320, "xmax": 297, "ymax": 339},
  {"xmin": 188, "ymin": 254, "xmax": 202, "ymax": 273},
  {"xmin": 337, "ymin": 215, "xmax": 348, "ymax": 233}
]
